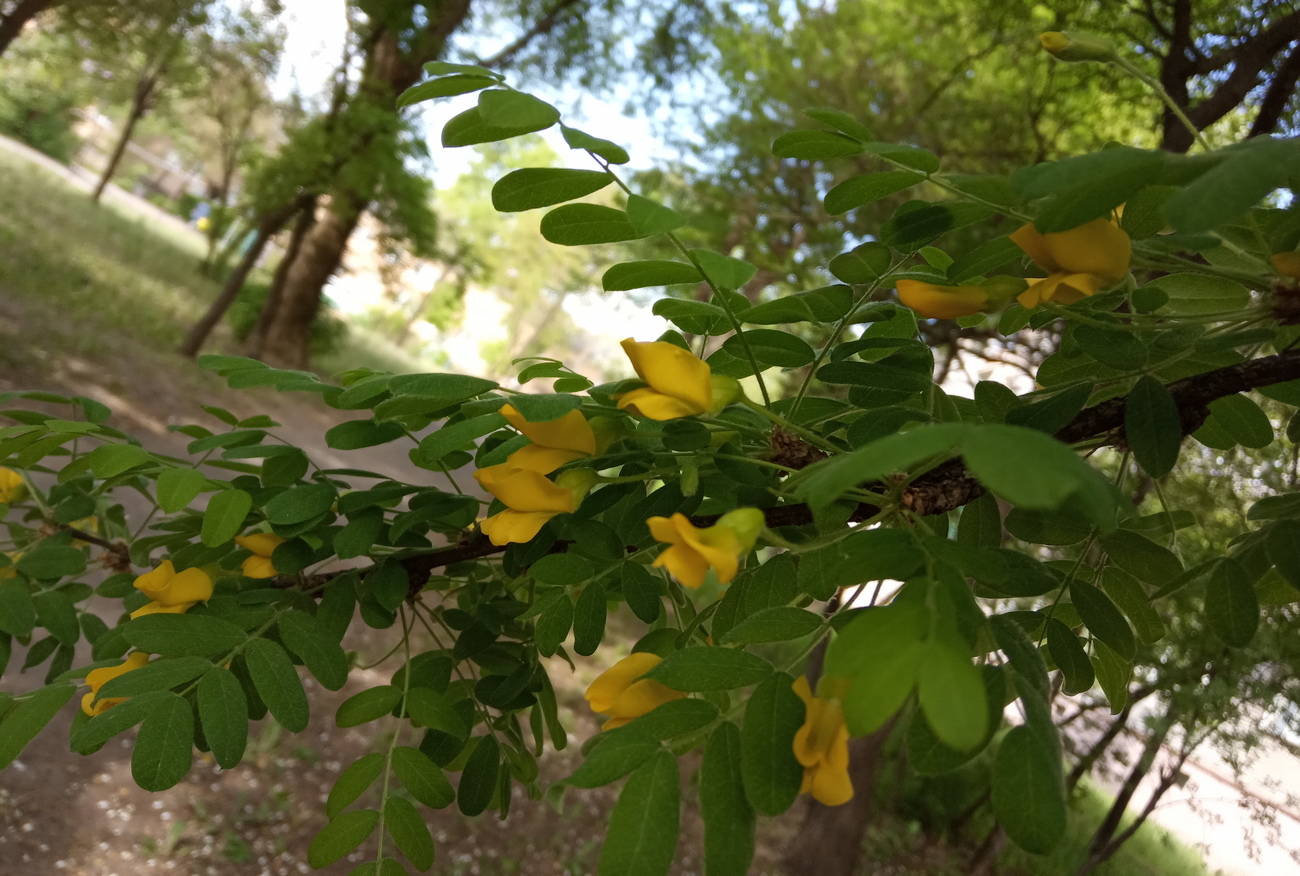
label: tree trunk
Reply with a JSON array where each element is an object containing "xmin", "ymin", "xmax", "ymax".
[
  {"xmin": 780, "ymin": 718, "xmax": 898, "ymax": 876},
  {"xmin": 250, "ymin": 193, "xmax": 364, "ymax": 367},
  {"xmin": 92, "ymin": 79, "xmax": 154, "ymax": 203},
  {"xmin": 0, "ymin": 0, "xmax": 54, "ymax": 58},
  {"xmin": 245, "ymin": 198, "xmax": 318, "ymax": 359},
  {"xmin": 179, "ymin": 195, "xmax": 310, "ymax": 358},
  {"xmin": 1075, "ymin": 718, "xmax": 1173, "ymax": 876}
]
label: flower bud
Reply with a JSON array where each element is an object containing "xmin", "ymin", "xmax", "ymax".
[
  {"xmin": 708, "ymin": 375, "xmax": 744, "ymax": 413},
  {"xmin": 1039, "ymin": 31, "xmax": 1118, "ymax": 64}
]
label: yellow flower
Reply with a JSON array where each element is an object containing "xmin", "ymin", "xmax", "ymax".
[
  {"xmin": 474, "ymin": 465, "xmax": 594, "ymax": 546},
  {"xmin": 131, "ymin": 560, "xmax": 213, "ymax": 618},
  {"xmin": 616, "ymin": 339, "xmax": 714, "ymax": 420},
  {"xmin": 1010, "ymin": 218, "xmax": 1131, "ymax": 308},
  {"xmin": 584, "ymin": 652, "xmax": 686, "ymax": 731},
  {"xmin": 896, "ymin": 280, "xmax": 989, "ymax": 319},
  {"xmin": 235, "ymin": 533, "xmax": 285, "ymax": 579},
  {"xmin": 500, "ymin": 404, "xmax": 597, "ymax": 474},
  {"xmin": 1273, "ymin": 252, "xmax": 1300, "ymax": 280},
  {"xmin": 81, "ymin": 652, "xmax": 150, "ymax": 717},
  {"xmin": 647, "ymin": 508, "xmax": 765, "ymax": 589},
  {"xmin": 0, "ymin": 467, "xmax": 26, "ymax": 505},
  {"xmin": 792, "ymin": 675, "xmax": 853, "ymax": 806}
]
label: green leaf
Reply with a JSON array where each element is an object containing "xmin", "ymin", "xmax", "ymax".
[
  {"xmin": 398, "ymin": 74, "xmax": 498, "ymax": 106},
  {"xmin": 720, "ymin": 607, "xmax": 823, "ymax": 644},
  {"xmin": 1205, "ymin": 557, "xmax": 1259, "ymax": 647},
  {"xmin": 560, "ymin": 124, "xmax": 630, "ymax": 164},
  {"xmin": 1091, "ymin": 639, "xmax": 1132, "ymax": 714},
  {"xmin": 992, "ymin": 726, "xmax": 1066, "ymax": 855},
  {"xmin": 612, "ymin": 698, "xmax": 720, "ymax": 741},
  {"xmin": 534, "ymin": 592, "xmax": 573, "ymax": 658},
  {"xmin": 622, "ymin": 562, "xmax": 662, "ymax": 624},
  {"xmin": 564, "ymin": 736, "xmax": 660, "ymax": 788},
  {"xmin": 742, "ymin": 286, "xmax": 854, "ymax": 325},
  {"xmin": 1098, "ymin": 530, "xmax": 1182, "ymax": 585},
  {"xmin": 722, "ymin": 330, "xmax": 815, "ymax": 369},
  {"xmin": 572, "ymin": 582, "xmax": 607, "ymax": 657},
  {"xmin": 1013, "ymin": 145, "xmax": 1162, "ymax": 198},
  {"xmin": 1046, "ymin": 618, "xmax": 1095, "ymax": 695},
  {"xmin": 423, "ymin": 61, "xmax": 502, "ymax": 79},
  {"xmin": 392, "ymin": 745, "xmax": 455, "ymax": 809},
  {"xmin": 600, "ymin": 749, "xmax": 681, "ymax": 876},
  {"xmin": 265, "ymin": 482, "xmax": 336, "ymax": 526},
  {"xmin": 325, "ymin": 419, "xmax": 406, "ymax": 450},
  {"xmin": 691, "ymin": 249, "xmax": 758, "ymax": 291},
  {"xmin": 1152, "ymin": 273, "xmax": 1251, "ymax": 315},
  {"xmin": 33, "ymin": 590, "xmax": 78, "ymax": 644},
  {"xmin": 131, "ymin": 692, "xmax": 194, "ymax": 791},
  {"xmin": 308, "ymin": 809, "xmax": 380, "ymax": 868},
  {"xmin": 244, "ymin": 638, "xmax": 309, "ymax": 732},
  {"xmin": 907, "ymin": 665, "xmax": 1004, "ymax": 774},
  {"xmin": 602, "ymin": 260, "xmax": 702, "ymax": 291},
  {"xmin": 958, "ymin": 493, "xmax": 1003, "ymax": 549},
  {"xmin": 1203, "ymin": 394, "xmax": 1273, "ymax": 449},
  {"xmin": 201, "ymin": 489, "xmax": 252, "ymax": 547},
  {"xmin": 156, "ymin": 468, "xmax": 207, "ymax": 513},
  {"xmin": 824, "ymin": 170, "xmax": 924, "ymax": 214},
  {"xmin": 1125, "ymin": 376, "xmax": 1182, "ymax": 477},
  {"xmin": 86, "ymin": 443, "xmax": 151, "ymax": 478},
  {"xmin": 0, "ymin": 581, "xmax": 36, "ymax": 637},
  {"xmin": 418, "ymin": 413, "xmax": 508, "ymax": 465},
  {"xmin": 279, "ymin": 611, "xmax": 349, "ymax": 691},
  {"xmin": 385, "ymin": 795, "xmax": 435, "ymax": 871},
  {"xmin": 1005, "ymin": 383, "xmax": 1091, "ymax": 435},
  {"xmin": 700, "ymin": 722, "xmax": 756, "ymax": 876},
  {"xmin": 457, "ymin": 735, "xmax": 500, "ymax": 816},
  {"xmin": 803, "ymin": 106, "xmax": 872, "ymax": 141},
  {"xmin": 829, "ymin": 242, "xmax": 891, "ymax": 283},
  {"xmin": 0, "ymin": 682, "xmax": 75, "ymax": 768},
  {"xmin": 198, "ymin": 667, "xmax": 248, "ymax": 769},
  {"xmin": 772, "ymin": 130, "xmax": 863, "ymax": 160},
  {"xmin": 96, "ymin": 655, "xmax": 212, "ymax": 699},
  {"xmin": 1100, "ymin": 568, "xmax": 1166, "ymax": 645},
  {"xmin": 491, "ymin": 167, "xmax": 612, "ymax": 212},
  {"xmin": 948, "ymin": 237, "xmax": 1023, "ymax": 283},
  {"xmin": 328, "ymin": 752, "xmax": 385, "ymax": 818},
  {"xmin": 627, "ymin": 195, "xmax": 686, "ymax": 236},
  {"xmin": 17, "ymin": 543, "xmax": 86, "ymax": 579},
  {"xmin": 1073, "ymin": 324, "xmax": 1146, "ymax": 371},
  {"xmin": 337, "ymin": 685, "xmax": 404, "ymax": 728},
  {"xmin": 540, "ymin": 203, "xmax": 642, "ymax": 245},
  {"xmin": 916, "ymin": 638, "xmax": 987, "ymax": 750},
  {"xmin": 739, "ymin": 672, "xmax": 804, "ymax": 816},
  {"xmin": 962, "ymin": 425, "xmax": 1111, "ymax": 519},
  {"xmin": 794, "ymin": 424, "xmax": 964, "ymax": 510},
  {"xmin": 441, "ymin": 106, "xmax": 546, "ymax": 147},
  {"xmin": 1003, "ymin": 507, "xmax": 1090, "ymax": 546},
  {"xmin": 478, "ymin": 89, "xmax": 560, "ymax": 129},
  {"xmin": 1165, "ymin": 137, "xmax": 1298, "ymax": 232},
  {"xmin": 123, "ymin": 614, "xmax": 247, "ymax": 657},
  {"xmin": 404, "ymin": 687, "xmax": 467, "ymax": 737},
  {"xmin": 646, "ymin": 647, "xmax": 773, "ymax": 691},
  {"xmin": 1070, "ymin": 580, "xmax": 1136, "ymax": 660}
]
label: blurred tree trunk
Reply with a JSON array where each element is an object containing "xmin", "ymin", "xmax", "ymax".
[
  {"xmin": 246, "ymin": 198, "xmax": 317, "ymax": 358},
  {"xmin": 251, "ymin": 2, "xmax": 471, "ymax": 367},
  {"xmin": 0, "ymin": 0, "xmax": 56, "ymax": 57},
  {"xmin": 179, "ymin": 193, "xmax": 311, "ymax": 357}
]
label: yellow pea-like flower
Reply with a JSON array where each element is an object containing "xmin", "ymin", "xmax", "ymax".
[
  {"xmin": 473, "ymin": 465, "xmax": 594, "ymax": 546},
  {"xmin": 235, "ymin": 533, "xmax": 286, "ymax": 579},
  {"xmin": 584, "ymin": 652, "xmax": 686, "ymax": 731},
  {"xmin": 792, "ymin": 675, "xmax": 854, "ymax": 806},
  {"xmin": 0, "ymin": 467, "xmax": 26, "ymax": 505},
  {"xmin": 499, "ymin": 403, "xmax": 596, "ymax": 474},
  {"xmin": 131, "ymin": 560, "xmax": 214, "ymax": 618},
  {"xmin": 647, "ymin": 508, "xmax": 765, "ymax": 590},
  {"xmin": 1011, "ymin": 218, "xmax": 1131, "ymax": 308},
  {"xmin": 81, "ymin": 652, "xmax": 150, "ymax": 716},
  {"xmin": 616, "ymin": 339, "xmax": 714, "ymax": 420}
]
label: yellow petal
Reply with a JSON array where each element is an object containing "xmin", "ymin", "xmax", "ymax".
[
  {"xmin": 242, "ymin": 555, "xmax": 279, "ymax": 579},
  {"xmin": 678, "ymin": 521, "xmax": 744, "ymax": 583},
  {"xmin": 809, "ymin": 760, "xmax": 854, "ymax": 806},
  {"xmin": 1051, "ymin": 272, "xmax": 1105, "ymax": 305},
  {"xmin": 479, "ymin": 509, "xmax": 561, "ymax": 545},
  {"xmin": 474, "ymin": 465, "xmax": 576, "ymax": 513},
  {"xmin": 792, "ymin": 675, "xmax": 815, "ymax": 707},
  {"xmin": 896, "ymin": 280, "xmax": 989, "ymax": 319},
  {"xmin": 647, "ymin": 515, "xmax": 683, "ymax": 544},
  {"xmin": 130, "ymin": 600, "xmax": 195, "ymax": 619},
  {"xmin": 504, "ymin": 444, "xmax": 587, "ymax": 475},
  {"xmin": 0, "ymin": 468, "xmax": 24, "ymax": 504},
  {"xmin": 653, "ymin": 543, "xmax": 710, "ymax": 589},
  {"xmin": 133, "ymin": 560, "xmax": 177, "ymax": 600},
  {"xmin": 1273, "ymin": 252, "xmax": 1300, "ymax": 280},
  {"xmin": 155, "ymin": 566, "xmax": 213, "ymax": 605},
  {"xmin": 500, "ymin": 405, "xmax": 596, "ymax": 454},
  {"xmin": 620, "ymin": 339, "xmax": 712, "ymax": 414},
  {"xmin": 606, "ymin": 678, "xmax": 686, "ymax": 719},
  {"xmin": 1011, "ymin": 223, "xmax": 1059, "ymax": 272},
  {"xmin": 85, "ymin": 651, "xmax": 150, "ymax": 693},
  {"xmin": 585, "ymin": 652, "xmax": 664, "ymax": 713},
  {"xmin": 616, "ymin": 387, "xmax": 708, "ymax": 421},
  {"xmin": 1040, "ymin": 218, "xmax": 1131, "ymax": 281},
  {"xmin": 235, "ymin": 533, "xmax": 285, "ymax": 558},
  {"xmin": 1017, "ymin": 275, "xmax": 1061, "ymax": 309}
]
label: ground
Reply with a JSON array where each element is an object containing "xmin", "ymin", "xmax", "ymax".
[{"xmin": 0, "ymin": 133, "xmax": 1291, "ymax": 876}]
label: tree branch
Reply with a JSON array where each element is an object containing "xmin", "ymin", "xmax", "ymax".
[
  {"xmin": 1249, "ymin": 41, "xmax": 1300, "ymax": 139},
  {"xmin": 473, "ymin": 0, "xmax": 585, "ymax": 70}
]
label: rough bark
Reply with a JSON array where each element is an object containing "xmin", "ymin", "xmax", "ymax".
[
  {"xmin": 779, "ymin": 719, "xmax": 898, "ymax": 876},
  {"xmin": 178, "ymin": 195, "xmax": 311, "ymax": 358},
  {"xmin": 245, "ymin": 198, "xmax": 317, "ymax": 359},
  {"xmin": 0, "ymin": 0, "xmax": 55, "ymax": 57}
]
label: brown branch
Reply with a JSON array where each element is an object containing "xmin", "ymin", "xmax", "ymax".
[
  {"xmin": 1249, "ymin": 41, "xmax": 1300, "ymax": 139},
  {"xmin": 263, "ymin": 349, "xmax": 1300, "ymax": 596},
  {"xmin": 473, "ymin": 0, "xmax": 585, "ymax": 70}
]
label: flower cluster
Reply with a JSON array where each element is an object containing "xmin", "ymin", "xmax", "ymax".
[{"xmin": 648, "ymin": 508, "xmax": 764, "ymax": 589}]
